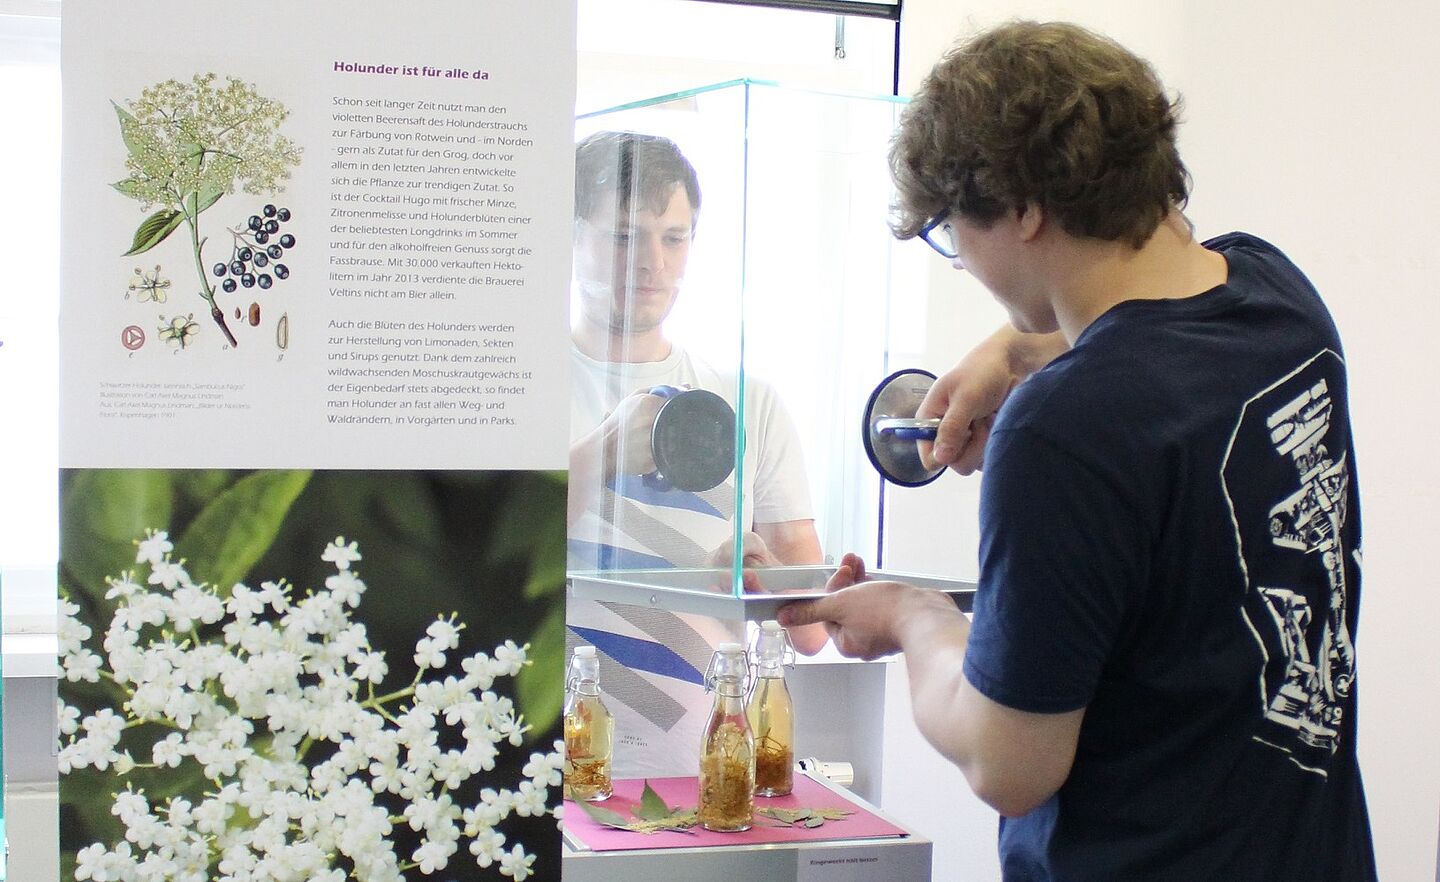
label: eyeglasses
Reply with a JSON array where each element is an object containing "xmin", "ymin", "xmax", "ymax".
[{"xmin": 919, "ymin": 211, "xmax": 959, "ymax": 260}]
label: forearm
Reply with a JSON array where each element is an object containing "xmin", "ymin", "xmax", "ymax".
[
  {"xmin": 993, "ymin": 325, "xmax": 1069, "ymax": 378},
  {"xmin": 896, "ymin": 590, "xmax": 1083, "ymax": 816},
  {"xmin": 896, "ymin": 599, "xmax": 974, "ymax": 765},
  {"xmin": 755, "ymin": 520, "xmax": 822, "ymax": 567},
  {"xmin": 566, "ymin": 428, "xmax": 610, "ymax": 527}
]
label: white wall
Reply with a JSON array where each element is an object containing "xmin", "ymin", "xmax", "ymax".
[
  {"xmin": 576, "ymin": 0, "xmax": 896, "ymax": 114},
  {"xmin": 885, "ymin": 2, "xmax": 1440, "ymax": 880}
]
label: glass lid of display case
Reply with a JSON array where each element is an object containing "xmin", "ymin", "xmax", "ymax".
[{"xmin": 565, "ymin": 79, "xmax": 968, "ymax": 620}]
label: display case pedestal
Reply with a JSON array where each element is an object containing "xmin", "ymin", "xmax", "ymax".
[{"xmin": 562, "ymin": 771, "xmax": 932, "ymax": 882}]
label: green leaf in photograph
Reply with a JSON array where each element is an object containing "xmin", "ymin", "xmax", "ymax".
[
  {"xmin": 175, "ymin": 469, "xmax": 312, "ymax": 594},
  {"xmin": 372, "ymin": 473, "xmax": 445, "ymax": 546},
  {"xmin": 122, "ymin": 207, "xmax": 184, "ymax": 256},
  {"xmin": 483, "ymin": 472, "xmax": 567, "ymax": 571},
  {"xmin": 60, "ymin": 470, "xmax": 176, "ymax": 600},
  {"xmin": 522, "ymin": 513, "xmax": 566, "ymax": 600},
  {"xmin": 172, "ymin": 469, "xmax": 239, "ymax": 512},
  {"xmin": 516, "ymin": 602, "xmax": 565, "ymax": 739}
]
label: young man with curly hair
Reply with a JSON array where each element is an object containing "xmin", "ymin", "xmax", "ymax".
[{"xmin": 781, "ymin": 20, "xmax": 1377, "ymax": 880}]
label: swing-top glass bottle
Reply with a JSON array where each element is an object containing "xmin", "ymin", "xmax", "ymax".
[
  {"xmin": 563, "ymin": 645, "xmax": 614, "ymax": 802},
  {"xmin": 698, "ymin": 641, "xmax": 755, "ymax": 831},
  {"xmin": 747, "ymin": 619, "xmax": 796, "ymax": 796}
]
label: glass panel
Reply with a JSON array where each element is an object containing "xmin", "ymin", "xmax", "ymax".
[
  {"xmin": 570, "ymin": 88, "xmax": 747, "ymax": 604},
  {"xmin": 569, "ymin": 80, "xmax": 911, "ymax": 612}
]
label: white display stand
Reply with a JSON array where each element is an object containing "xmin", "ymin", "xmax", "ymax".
[{"xmin": 562, "ymin": 772, "xmax": 933, "ymax": 882}]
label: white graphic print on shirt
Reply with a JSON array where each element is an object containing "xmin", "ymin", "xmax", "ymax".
[{"xmin": 1222, "ymin": 350, "xmax": 1358, "ymax": 777}]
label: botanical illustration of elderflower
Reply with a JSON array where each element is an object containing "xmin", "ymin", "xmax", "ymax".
[
  {"xmin": 59, "ymin": 531, "xmax": 564, "ymax": 882},
  {"xmin": 115, "ymin": 73, "xmax": 299, "ymax": 212},
  {"xmin": 111, "ymin": 73, "xmax": 302, "ymax": 348}
]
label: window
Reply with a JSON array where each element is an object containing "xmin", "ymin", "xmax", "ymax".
[{"xmin": 0, "ymin": 7, "xmax": 60, "ymax": 632}]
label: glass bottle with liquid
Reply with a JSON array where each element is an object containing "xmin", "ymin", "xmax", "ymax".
[
  {"xmin": 563, "ymin": 645, "xmax": 614, "ymax": 802},
  {"xmin": 746, "ymin": 620, "xmax": 796, "ymax": 797},
  {"xmin": 698, "ymin": 641, "xmax": 755, "ymax": 831}
]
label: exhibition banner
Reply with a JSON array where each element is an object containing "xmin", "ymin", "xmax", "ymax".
[
  {"xmin": 60, "ymin": 0, "xmax": 571, "ymax": 470},
  {"xmin": 57, "ymin": 2, "xmax": 575, "ymax": 880}
]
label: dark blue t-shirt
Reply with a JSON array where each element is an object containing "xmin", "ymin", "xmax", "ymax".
[{"xmin": 964, "ymin": 233, "xmax": 1377, "ymax": 881}]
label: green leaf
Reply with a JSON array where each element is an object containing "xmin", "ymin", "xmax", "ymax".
[
  {"xmin": 522, "ymin": 513, "xmax": 566, "ymax": 600},
  {"xmin": 182, "ymin": 141, "xmax": 205, "ymax": 173},
  {"xmin": 179, "ymin": 143, "xmax": 224, "ymax": 217},
  {"xmin": 184, "ymin": 183, "xmax": 224, "ymax": 218},
  {"xmin": 483, "ymin": 472, "xmax": 567, "ymax": 570},
  {"xmin": 112, "ymin": 102, "xmax": 144, "ymax": 161},
  {"xmin": 111, "ymin": 178, "xmax": 146, "ymax": 201},
  {"xmin": 373, "ymin": 475, "xmax": 444, "ymax": 545},
  {"xmin": 572, "ymin": 797, "xmax": 699, "ymax": 834},
  {"xmin": 173, "ymin": 470, "xmax": 239, "ymax": 510},
  {"xmin": 515, "ymin": 601, "xmax": 565, "ymax": 739},
  {"xmin": 174, "ymin": 470, "xmax": 312, "ymax": 594},
  {"xmin": 573, "ymin": 799, "xmax": 632, "ymax": 829},
  {"xmin": 57, "ymin": 767, "xmax": 122, "ymax": 861},
  {"xmin": 636, "ymin": 780, "xmax": 672, "ymax": 821},
  {"xmin": 805, "ymin": 816, "xmax": 827, "ymax": 828},
  {"xmin": 122, "ymin": 207, "xmax": 183, "ymax": 256},
  {"xmin": 60, "ymin": 469, "xmax": 176, "ymax": 605}
]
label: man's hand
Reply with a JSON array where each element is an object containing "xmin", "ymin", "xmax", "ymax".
[
  {"xmin": 711, "ymin": 532, "xmax": 830, "ymax": 656},
  {"xmin": 567, "ymin": 389, "xmax": 668, "ymax": 526},
  {"xmin": 919, "ymin": 327, "xmax": 1069, "ymax": 475},
  {"xmin": 708, "ymin": 530, "xmax": 783, "ymax": 570},
  {"xmin": 918, "ymin": 337, "xmax": 1019, "ymax": 475},
  {"xmin": 783, "ymin": 553, "xmax": 1083, "ymax": 817},
  {"xmin": 777, "ymin": 553, "xmax": 960, "ymax": 660},
  {"xmin": 598, "ymin": 389, "xmax": 666, "ymax": 478}
]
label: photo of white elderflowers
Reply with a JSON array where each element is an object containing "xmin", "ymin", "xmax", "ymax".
[{"xmin": 58, "ymin": 530, "xmax": 564, "ymax": 882}]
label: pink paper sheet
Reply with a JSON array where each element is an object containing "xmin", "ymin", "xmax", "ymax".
[{"xmin": 565, "ymin": 774, "xmax": 908, "ymax": 852}]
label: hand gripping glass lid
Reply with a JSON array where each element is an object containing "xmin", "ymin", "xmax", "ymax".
[{"xmin": 862, "ymin": 368, "xmax": 945, "ymax": 487}]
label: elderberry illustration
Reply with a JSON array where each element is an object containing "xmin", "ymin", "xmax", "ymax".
[
  {"xmin": 111, "ymin": 74, "xmax": 301, "ymax": 348},
  {"xmin": 210, "ymin": 204, "xmax": 296, "ymax": 300}
]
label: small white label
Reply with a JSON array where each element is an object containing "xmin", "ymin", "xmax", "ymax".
[{"xmin": 796, "ymin": 841, "xmax": 931, "ymax": 882}]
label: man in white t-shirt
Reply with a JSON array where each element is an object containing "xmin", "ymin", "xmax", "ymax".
[{"xmin": 566, "ymin": 131, "xmax": 825, "ymax": 778}]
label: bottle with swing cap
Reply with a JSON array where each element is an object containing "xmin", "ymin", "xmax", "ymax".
[
  {"xmin": 698, "ymin": 642, "xmax": 755, "ymax": 831},
  {"xmin": 563, "ymin": 645, "xmax": 614, "ymax": 802},
  {"xmin": 747, "ymin": 620, "xmax": 796, "ymax": 796}
]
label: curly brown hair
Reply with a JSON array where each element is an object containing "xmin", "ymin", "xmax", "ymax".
[{"xmin": 890, "ymin": 20, "xmax": 1189, "ymax": 249}]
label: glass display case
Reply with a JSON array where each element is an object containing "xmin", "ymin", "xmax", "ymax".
[
  {"xmin": 563, "ymin": 81, "xmax": 962, "ymax": 879},
  {"xmin": 567, "ymin": 78, "xmax": 969, "ymax": 618}
]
